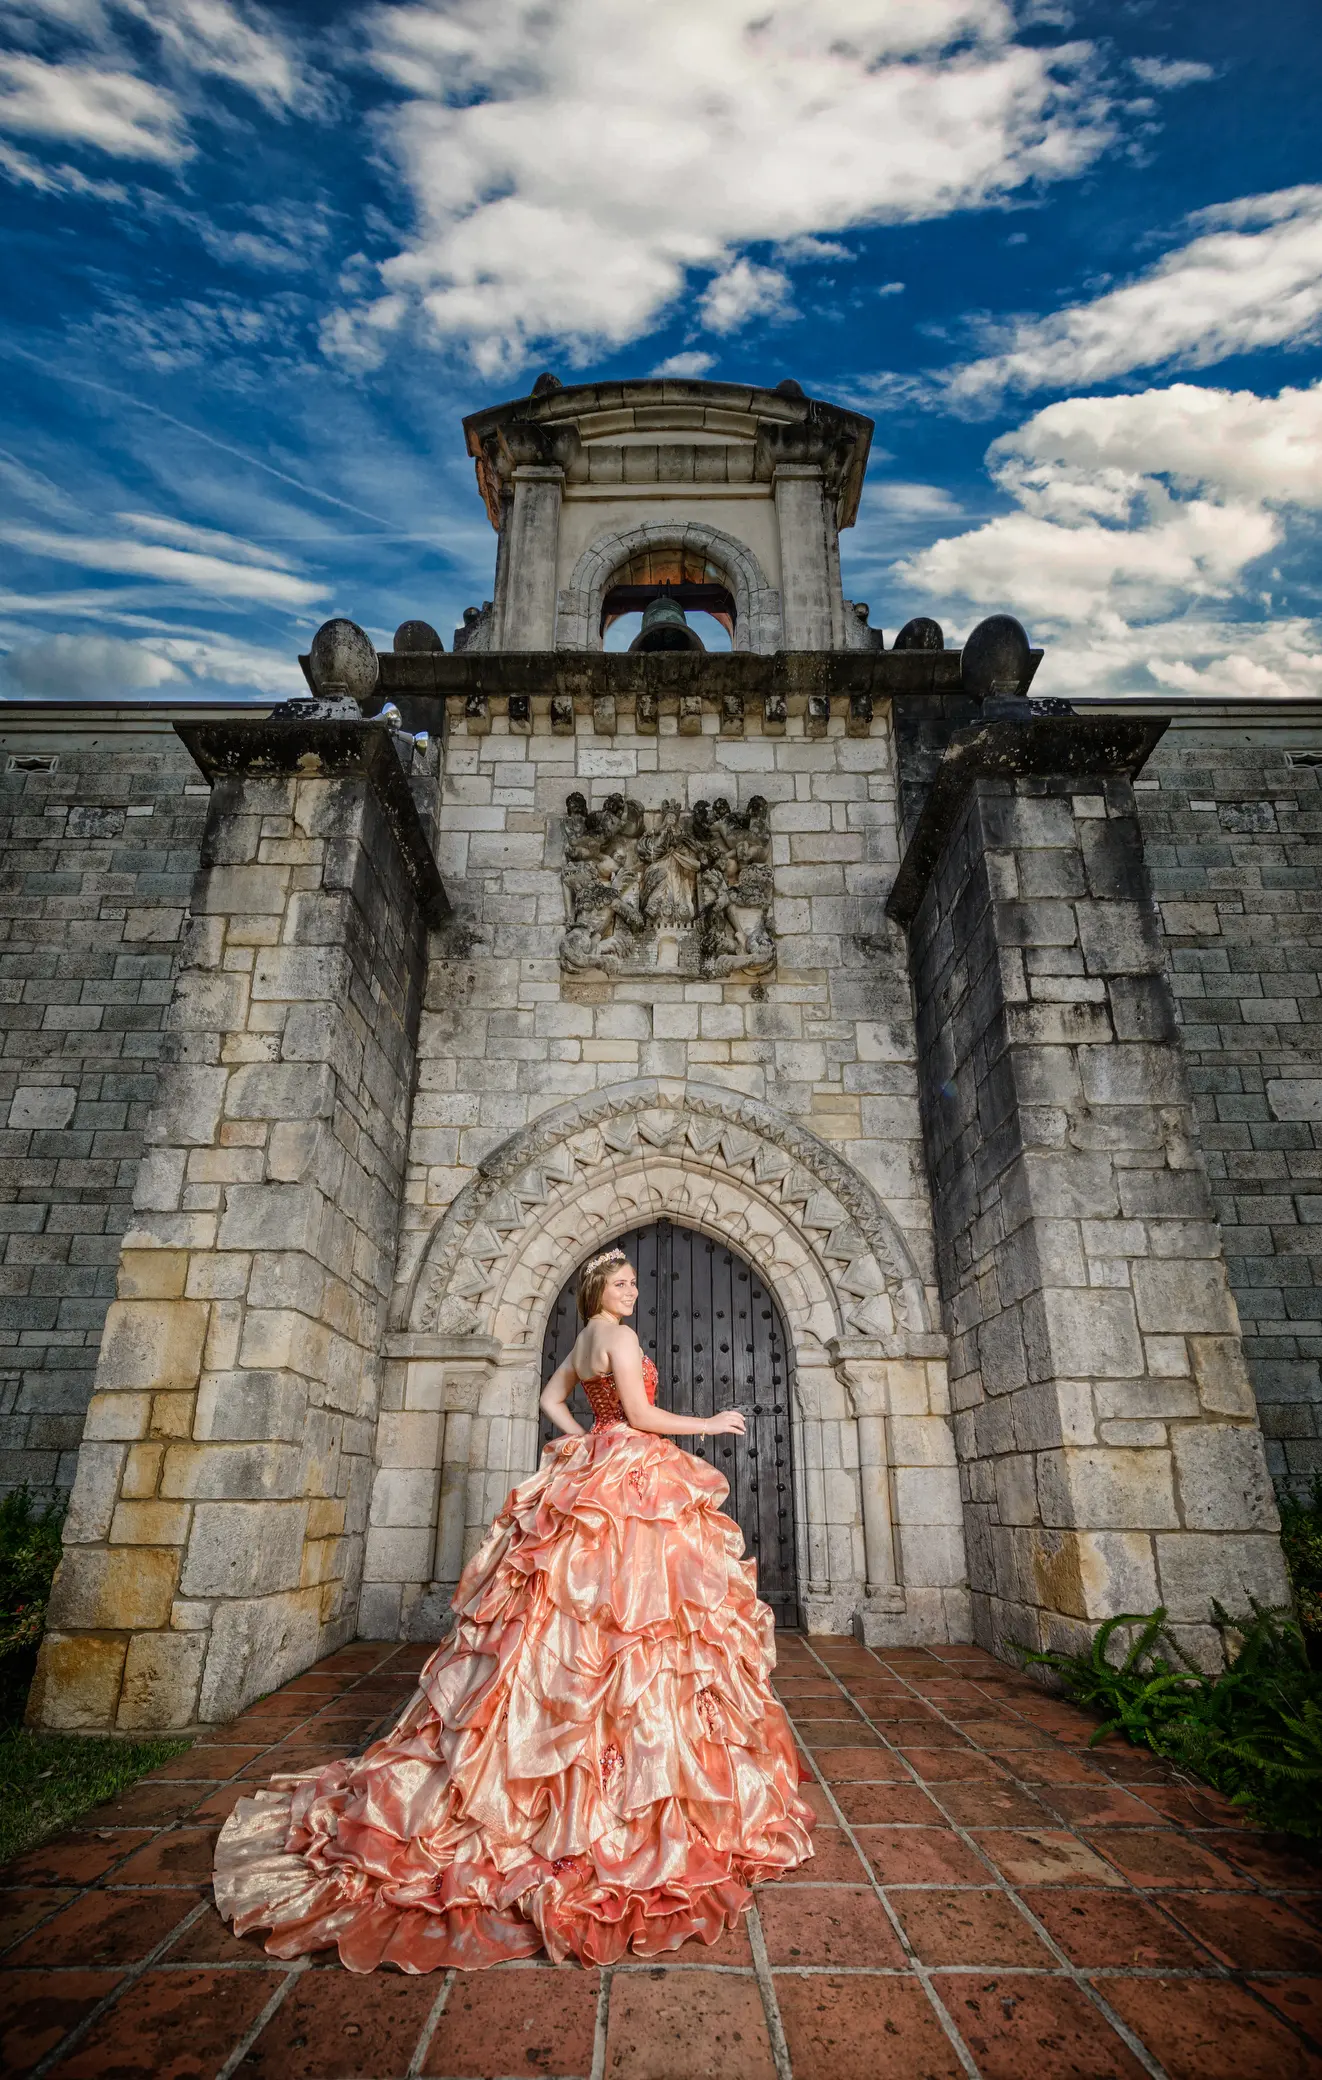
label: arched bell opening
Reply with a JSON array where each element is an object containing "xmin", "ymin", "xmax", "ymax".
[{"xmin": 537, "ymin": 1218, "xmax": 801, "ymax": 1627}]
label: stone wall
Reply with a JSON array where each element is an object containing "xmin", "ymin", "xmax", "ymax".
[
  {"xmin": 28, "ymin": 738, "xmax": 430, "ymax": 1730},
  {"xmin": 1140, "ymin": 724, "xmax": 1322, "ymax": 1496},
  {"xmin": 902, "ymin": 731, "xmax": 1288, "ymax": 1664},
  {"xmin": 369, "ymin": 680, "xmax": 968, "ymax": 1646},
  {"xmin": 0, "ymin": 721, "xmax": 205, "ymax": 1504}
]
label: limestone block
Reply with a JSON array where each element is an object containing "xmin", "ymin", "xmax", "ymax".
[
  {"xmin": 1172, "ymin": 1424, "xmax": 1280, "ymax": 1533},
  {"xmin": 357, "ymin": 1581, "xmax": 404, "ymax": 1639},
  {"xmin": 63, "ymin": 1443, "xmax": 128, "ymax": 1543},
  {"xmin": 26, "ymin": 1634, "xmax": 127, "ymax": 1732},
  {"xmin": 194, "ymin": 864, "xmax": 289, "ymax": 916},
  {"xmin": 119, "ymin": 1251, "xmax": 191, "ymax": 1301},
  {"xmin": 145, "ymin": 1066, "xmax": 228, "ymax": 1149},
  {"xmin": 116, "ymin": 1630, "xmax": 206, "ymax": 1731},
  {"xmin": 1039, "ymin": 1446, "xmax": 1178, "ymax": 1530},
  {"xmin": 369, "ymin": 1467, "xmax": 440, "ymax": 1528},
  {"xmin": 893, "ymin": 1465, "xmax": 962, "ymax": 1525},
  {"xmin": 180, "ymin": 1500, "xmax": 308, "ymax": 1596},
  {"xmin": 194, "ymin": 1368, "xmax": 309, "ymax": 1443},
  {"xmin": 1132, "ymin": 1260, "xmax": 1238, "ymax": 1338},
  {"xmin": 889, "ymin": 1416, "xmax": 956, "ymax": 1467},
  {"xmin": 131, "ymin": 1149, "xmax": 187, "ymax": 1213},
  {"xmin": 993, "ymin": 1455, "xmax": 1039, "ymax": 1526},
  {"xmin": 82, "ymin": 1392, "xmax": 152, "ymax": 1441},
  {"xmin": 1188, "ymin": 1336, "xmax": 1257, "ymax": 1417},
  {"xmin": 977, "ymin": 1310, "xmax": 1027, "ymax": 1395},
  {"xmin": 1155, "ymin": 1531, "xmax": 1290, "ymax": 1623},
  {"xmin": 199, "ymin": 1586, "xmax": 322, "ymax": 1722},
  {"xmin": 166, "ymin": 970, "xmax": 250, "ymax": 1034},
  {"xmin": 47, "ymin": 1546, "xmax": 179, "ymax": 1631},
  {"xmin": 218, "ymin": 1183, "xmax": 322, "ymax": 1253},
  {"xmin": 97, "ymin": 1301, "xmax": 209, "ymax": 1396},
  {"xmin": 364, "ymin": 1526, "xmax": 435, "ymax": 1581},
  {"xmin": 109, "ymin": 1500, "xmax": 191, "ymax": 1545},
  {"xmin": 161, "ymin": 1442, "xmax": 302, "ymax": 1500},
  {"xmin": 1076, "ymin": 902, "xmax": 1163, "ymax": 976},
  {"xmin": 374, "ymin": 1411, "xmax": 443, "ymax": 1467},
  {"xmin": 898, "ymin": 1522, "xmax": 967, "ymax": 1588},
  {"xmin": 1073, "ymin": 1529, "xmax": 1160, "ymax": 1620},
  {"xmin": 1024, "ymin": 1288, "xmax": 1142, "ymax": 1381},
  {"xmin": 225, "ymin": 1061, "xmax": 336, "ymax": 1123},
  {"xmin": 252, "ymin": 946, "xmax": 351, "ymax": 1001},
  {"xmin": 1077, "ymin": 1043, "xmax": 1187, "ymax": 1107}
]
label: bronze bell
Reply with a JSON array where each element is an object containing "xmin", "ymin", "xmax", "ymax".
[{"xmin": 629, "ymin": 593, "xmax": 705, "ymax": 653}]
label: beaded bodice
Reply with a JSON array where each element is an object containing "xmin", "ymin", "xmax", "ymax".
[{"xmin": 580, "ymin": 1354, "xmax": 659, "ymax": 1429}]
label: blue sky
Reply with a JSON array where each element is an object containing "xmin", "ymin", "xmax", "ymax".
[{"xmin": 1, "ymin": 0, "xmax": 1320, "ymax": 703}]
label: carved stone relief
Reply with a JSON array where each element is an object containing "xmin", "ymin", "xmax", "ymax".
[
  {"xmin": 560, "ymin": 791, "xmax": 775, "ymax": 978},
  {"xmin": 401, "ymin": 1080, "xmax": 936, "ymax": 1356}
]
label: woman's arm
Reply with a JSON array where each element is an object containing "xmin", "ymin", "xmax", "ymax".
[
  {"xmin": 609, "ymin": 1331, "xmax": 746, "ymax": 1439},
  {"xmin": 539, "ymin": 1358, "xmax": 587, "ymax": 1438}
]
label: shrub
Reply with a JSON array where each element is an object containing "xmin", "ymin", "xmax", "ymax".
[
  {"xmin": 1280, "ymin": 1475, "xmax": 1322, "ymax": 1663},
  {"xmin": 1023, "ymin": 1604, "xmax": 1322, "ymax": 1840},
  {"xmin": 0, "ymin": 1485, "xmax": 65, "ymax": 1725}
]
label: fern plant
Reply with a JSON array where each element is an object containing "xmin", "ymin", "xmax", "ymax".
[{"xmin": 1023, "ymin": 1603, "xmax": 1322, "ymax": 1840}]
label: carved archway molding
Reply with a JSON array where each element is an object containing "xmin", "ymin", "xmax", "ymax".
[
  {"xmin": 555, "ymin": 522, "xmax": 783, "ymax": 654},
  {"xmin": 399, "ymin": 1079, "xmax": 935, "ymax": 1358}
]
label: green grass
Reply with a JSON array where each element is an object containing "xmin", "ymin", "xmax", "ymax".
[
  {"xmin": 1023, "ymin": 1603, "xmax": 1322, "ymax": 1841},
  {"xmin": 0, "ymin": 1485, "xmax": 191, "ymax": 1869},
  {"xmin": 0, "ymin": 1725, "xmax": 192, "ymax": 1868}
]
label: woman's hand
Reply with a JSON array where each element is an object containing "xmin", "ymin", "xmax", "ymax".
[{"xmin": 705, "ymin": 1408, "xmax": 747, "ymax": 1437}]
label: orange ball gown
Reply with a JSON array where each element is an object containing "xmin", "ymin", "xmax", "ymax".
[{"xmin": 212, "ymin": 1355, "xmax": 815, "ymax": 1970}]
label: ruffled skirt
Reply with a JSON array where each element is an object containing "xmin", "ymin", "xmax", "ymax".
[{"xmin": 212, "ymin": 1421, "xmax": 815, "ymax": 1971}]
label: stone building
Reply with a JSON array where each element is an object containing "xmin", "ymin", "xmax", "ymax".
[{"xmin": 1, "ymin": 375, "xmax": 1316, "ymax": 1736}]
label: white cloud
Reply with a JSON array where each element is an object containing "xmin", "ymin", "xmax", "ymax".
[
  {"xmin": 699, "ymin": 260, "xmax": 791, "ymax": 335},
  {"xmin": 344, "ymin": 0, "xmax": 1112, "ymax": 369},
  {"xmin": 893, "ymin": 381, "xmax": 1322, "ymax": 699},
  {"xmin": 0, "ymin": 628, "xmax": 301, "ymax": 698},
  {"xmin": 1, "ymin": 633, "xmax": 183, "ymax": 695},
  {"xmin": 0, "ymin": 0, "xmax": 307, "ymax": 174},
  {"xmin": 1, "ymin": 522, "xmax": 325, "ymax": 604},
  {"xmin": 121, "ymin": 0, "xmax": 303, "ymax": 113},
  {"xmin": 0, "ymin": 55, "xmax": 184, "ymax": 159},
  {"xmin": 1129, "ymin": 56, "xmax": 1214, "ymax": 91},
  {"xmin": 947, "ymin": 185, "xmax": 1322, "ymax": 401},
  {"xmin": 648, "ymin": 351, "xmax": 716, "ymax": 378},
  {"xmin": 877, "ymin": 280, "xmax": 905, "ymax": 297}
]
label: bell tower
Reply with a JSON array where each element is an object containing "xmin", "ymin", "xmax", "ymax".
[{"xmin": 455, "ymin": 373, "xmax": 879, "ymax": 655}]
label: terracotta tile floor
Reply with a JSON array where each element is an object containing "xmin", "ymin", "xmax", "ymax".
[{"xmin": 3, "ymin": 1634, "xmax": 1321, "ymax": 2078}]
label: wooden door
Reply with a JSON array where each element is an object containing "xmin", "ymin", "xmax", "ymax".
[{"xmin": 537, "ymin": 1220, "xmax": 800, "ymax": 1626}]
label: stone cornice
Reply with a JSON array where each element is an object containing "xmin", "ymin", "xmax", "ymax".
[
  {"xmin": 462, "ymin": 377, "xmax": 874, "ymax": 530},
  {"xmin": 885, "ymin": 710, "xmax": 1170, "ymax": 928},
  {"xmin": 174, "ymin": 717, "xmax": 451, "ymax": 928}
]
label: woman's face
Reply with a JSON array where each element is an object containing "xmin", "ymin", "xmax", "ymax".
[{"xmin": 599, "ymin": 1262, "xmax": 638, "ymax": 1319}]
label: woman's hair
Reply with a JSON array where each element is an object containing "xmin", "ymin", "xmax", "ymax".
[{"xmin": 577, "ymin": 1246, "xmax": 631, "ymax": 1322}]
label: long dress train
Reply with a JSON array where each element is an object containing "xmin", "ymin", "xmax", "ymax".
[{"xmin": 212, "ymin": 1356, "xmax": 816, "ymax": 1971}]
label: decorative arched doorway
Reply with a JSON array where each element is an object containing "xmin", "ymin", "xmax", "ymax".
[{"xmin": 537, "ymin": 1220, "xmax": 800, "ymax": 1626}]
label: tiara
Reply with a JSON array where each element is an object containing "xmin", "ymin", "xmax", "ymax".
[{"xmin": 582, "ymin": 1247, "xmax": 627, "ymax": 1276}]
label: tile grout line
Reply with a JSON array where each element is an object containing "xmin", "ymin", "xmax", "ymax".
[
  {"xmin": 213, "ymin": 1960, "xmax": 307, "ymax": 2080},
  {"xmin": 746, "ymin": 1901, "xmax": 793, "ymax": 2080},
  {"xmin": 25, "ymin": 1895, "xmax": 212, "ymax": 2080},
  {"xmin": 815, "ymin": 1641, "xmax": 1322, "ymax": 2063},
  {"xmin": 782, "ymin": 1657, "xmax": 980, "ymax": 2080},
  {"xmin": 800, "ymin": 1643, "xmax": 1171, "ymax": 2080},
  {"xmin": 406, "ymin": 1964, "xmax": 456, "ymax": 2077},
  {"xmin": 589, "ymin": 1961, "xmax": 612, "ymax": 2080}
]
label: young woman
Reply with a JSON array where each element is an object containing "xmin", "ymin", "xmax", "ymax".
[{"xmin": 213, "ymin": 1246, "xmax": 814, "ymax": 1971}]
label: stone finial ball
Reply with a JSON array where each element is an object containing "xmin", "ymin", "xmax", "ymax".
[
  {"xmin": 892, "ymin": 617, "xmax": 945, "ymax": 652},
  {"xmin": 307, "ymin": 619, "xmax": 379, "ymax": 701},
  {"xmin": 960, "ymin": 614, "xmax": 1031, "ymax": 699},
  {"xmin": 394, "ymin": 620, "xmax": 444, "ymax": 654}
]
